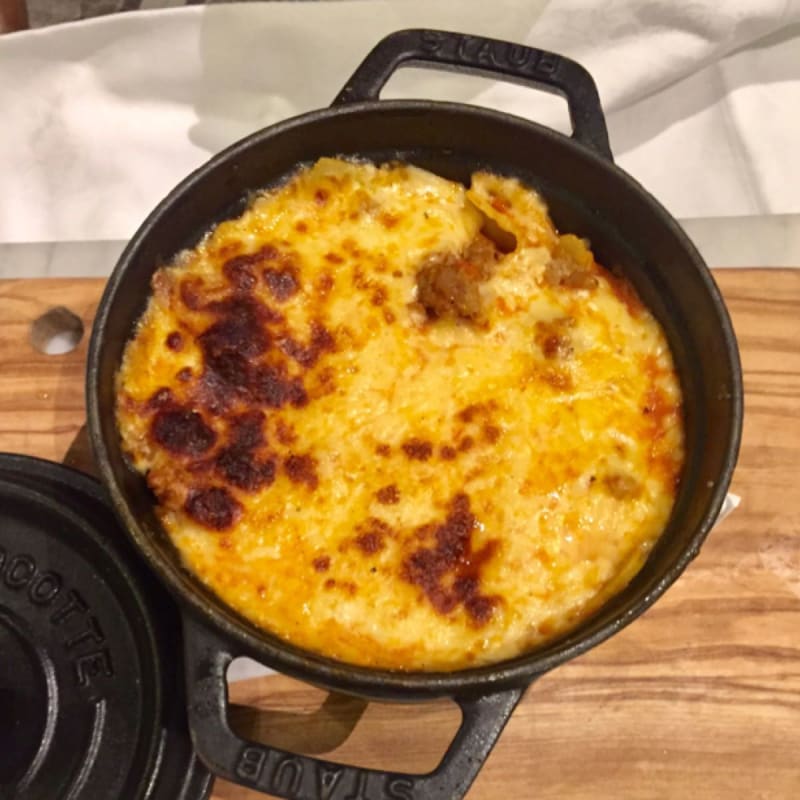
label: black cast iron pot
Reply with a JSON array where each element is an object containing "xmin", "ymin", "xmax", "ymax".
[{"xmin": 87, "ymin": 29, "xmax": 743, "ymax": 800}]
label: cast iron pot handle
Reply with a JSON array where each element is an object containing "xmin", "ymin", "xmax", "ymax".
[
  {"xmin": 183, "ymin": 613, "xmax": 528, "ymax": 799},
  {"xmin": 333, "ymin": 28, "xmax": 612, "ymax": 161}
]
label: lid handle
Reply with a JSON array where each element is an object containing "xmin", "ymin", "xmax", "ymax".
[
  {"xmin": 182, "ymin": 614, "xmax": 527, "ymax": 799},
  {"xmin": 333, "ymin": 29, "xmax": 612, "ymax": 161}
]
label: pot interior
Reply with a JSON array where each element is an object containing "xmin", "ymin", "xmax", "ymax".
[{"xmin": 89, "ymin": 101, "xmax": 741, "ymax": 698}]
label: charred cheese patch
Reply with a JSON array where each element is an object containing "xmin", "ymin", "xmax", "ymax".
[{"xmin": 116, "ymin": 158, "xmax": 684, "ymax": 671}]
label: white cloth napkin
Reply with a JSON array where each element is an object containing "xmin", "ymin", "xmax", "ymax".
[{"xmin": 1, "ymin": 0, "xmax": 799, "ymax": 243}]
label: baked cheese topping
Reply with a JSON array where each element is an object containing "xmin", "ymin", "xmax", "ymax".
[{"xmin": 116, "ymin": 158, "xmax": 684, "ymax": 671}]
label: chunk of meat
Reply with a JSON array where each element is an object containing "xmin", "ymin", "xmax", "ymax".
[
  {"xmin": 463, "ymin": 232, "xmax": 503, "ymax": 279},
  {"xmin": 416, "ymin": 233, "xmax": 501, "ymax": 322},
  {"xmin": 544, "ymin": 234, "xmax": 598, "ymax": 290},
  {"xmin": 417, "ymin": 256, "xmax": 482, "ymax": 321}
]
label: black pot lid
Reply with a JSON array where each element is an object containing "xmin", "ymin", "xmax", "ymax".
[{"xmin": 0, "ymin": 454, "xmax": 212, "ymax": 800}]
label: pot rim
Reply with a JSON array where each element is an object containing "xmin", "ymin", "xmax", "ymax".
[{"xmin": 87, "ymin": 98, "xmax": 743, "ymax": 699}]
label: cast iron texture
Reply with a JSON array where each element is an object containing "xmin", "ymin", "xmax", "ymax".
[
  {"xmin": 185, "ymin": 615, "xmax": 525, "ymax": 800},
  {"xmin": 86, "ymin": 29, "xmax": 743, "ymax": 800},
  {"xmin": 0, "ymin": 454, "xmax": 212, "ymax": 800}
]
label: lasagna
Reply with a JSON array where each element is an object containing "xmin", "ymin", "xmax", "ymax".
[{"xmin": 116, "ymin": 158, "xmax": 684, "ymax": 670}]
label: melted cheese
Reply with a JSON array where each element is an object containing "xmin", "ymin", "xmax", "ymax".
[{"xmin": 116, "ymin": 158, "xmax": 684, "ymax": 671}]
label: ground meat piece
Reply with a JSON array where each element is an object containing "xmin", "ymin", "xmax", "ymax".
[
  {"xmin": 416, "ymin": 232, "xmax": 504, "ymax": 321},
  {"xmin": 416, "ymin": 254, "xmax": 482, "ymax": 321},
  {"xmin": 463, "ymin": 232, "xmax": 503, "ymax": 279},
  {"xmin": 544, "ymin": 234, "xmax": 599, "ymax": 290}
]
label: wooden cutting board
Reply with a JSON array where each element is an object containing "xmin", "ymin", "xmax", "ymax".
[{"xmin": 1, "ymin": 270, "xmax": 798, "ymax": 800}]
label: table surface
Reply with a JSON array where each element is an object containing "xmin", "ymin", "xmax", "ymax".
[{"xmin": 0, "ymin": 271, "xmax": 798, "ymax": 800}]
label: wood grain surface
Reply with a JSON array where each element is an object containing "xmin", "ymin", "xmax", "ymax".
[{"xmin": 0, "ymin": 270, "xmax": 798, "ymax": 800}]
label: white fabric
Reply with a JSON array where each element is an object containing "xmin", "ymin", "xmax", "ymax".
[{"xmin": 1, "ymin": 0, "xmax": 799, "ymax": 243}]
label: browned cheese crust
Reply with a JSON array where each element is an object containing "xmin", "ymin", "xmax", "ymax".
[{"xmin": 116, "ymin": 159, "xmax": 684, "ymax": 670}]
